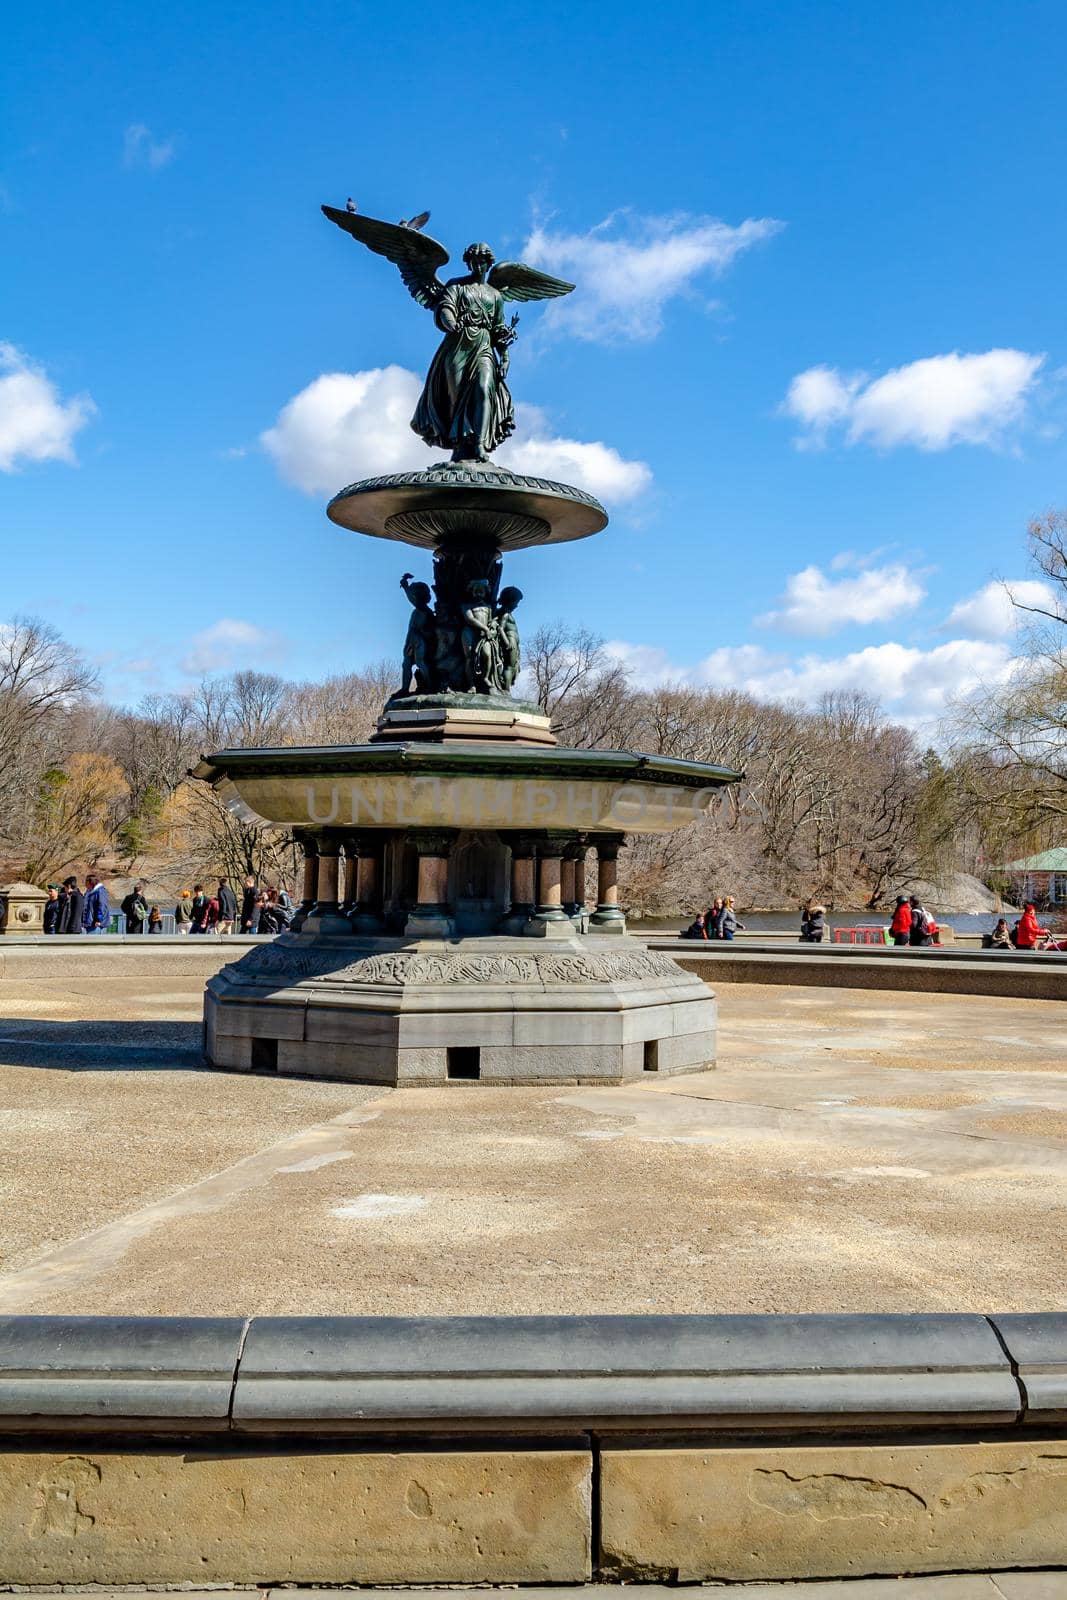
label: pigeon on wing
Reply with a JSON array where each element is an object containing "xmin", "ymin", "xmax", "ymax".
[
  {"xmin": 346, "ymin": 197, "xmax": 358, "ymax": 214},
  {"xmin": 399, "ymin": 210, "xmax": 430, "ymax": 231}
]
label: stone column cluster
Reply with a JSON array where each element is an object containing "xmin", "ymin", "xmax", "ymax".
[{"xmin": 290, "ymin": 829, "xmax": 625, "ymax": 938}]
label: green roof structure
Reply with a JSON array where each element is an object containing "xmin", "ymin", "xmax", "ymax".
[{"xmin": 998, "ymin": 849, "xmax": 1067, "ymax": 872}]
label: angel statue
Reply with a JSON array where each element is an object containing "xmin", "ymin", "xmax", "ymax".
[{"xmin": 322, "ymin": 207, "xmax": 575, "ymax": 464}]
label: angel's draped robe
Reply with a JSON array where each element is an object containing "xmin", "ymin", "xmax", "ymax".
[{"xmin": 412, "ymin": 279, "xmax": 516, "ymax": 457}]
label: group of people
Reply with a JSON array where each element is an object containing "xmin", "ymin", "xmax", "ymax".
[
  {"xmin": 42, "ymin": 875, "xmax": 111, "ymax": 934},
  {"xmin": 42, "ymin": 873, "xmax": 293, "ymax": 936},
  {"xmin": 888, "ymin": 895, "xmax": 939, "ymax": 947},
  {"xmin": 680, "ymin": 896, "xmax": 745, "ymax": 940},
  {"xmin": 173, "ymin": 877, "xmax": 293, "ymax": 935},
  {"xmin": 985, "ymin": 904, "xmax": 1061, "ymax": 951}
]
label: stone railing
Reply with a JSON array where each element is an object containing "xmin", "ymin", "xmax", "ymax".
[
  {"xmin": 1, "ymin": 1312, "xmax": 1064, "ymax": 1584},
  {"xmin": 645, "ymin": 936, "xmax": 1067, "ymax": 999}
]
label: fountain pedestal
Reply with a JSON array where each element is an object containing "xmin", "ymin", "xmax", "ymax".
[{"xmin": 195, "ymin": 467, "xmax": 740, "ymax": 1085}]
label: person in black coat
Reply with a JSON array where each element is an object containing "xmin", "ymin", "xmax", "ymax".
[
  {"xmin": 240, "ymin": 875, "xmax": 257, "ymax": 933},
  {"xmin": 800, "ymin": 902, "xmax": 826, "ymax": 943},
  {"xmin": 59, "ymin": 876, "xmax": 84, "ymax": 934},
  {"xmin": 43, "ymin": 886, "xmax": 62, "ymax": 934},
  {"xmin": 121, "ymin": 883, "xmax": 149, "ymax": 934},
  {"xmin": 217, "ymin": 879, "xmax": 238, "ymax": 933}
]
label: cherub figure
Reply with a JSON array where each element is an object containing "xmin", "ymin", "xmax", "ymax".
[
  {"xmin": 495, "ymin": 585, "xmax": 523, "ymax": 692},
  {"xmin": 398, "ymin": 572, "xmax": 436, "ymax": 695},
  {"xmin": 461, "ymin": 579, "xmax": 497, "ymax": 692}
]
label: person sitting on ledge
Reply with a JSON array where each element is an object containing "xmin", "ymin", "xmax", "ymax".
[
  {"xmin": 988, "ymin": 917, "xmax": 1012, "ymax": 949},
  {"xmin": 800, "ymin": 902, "xmax": 826, "ymax": 943},
  {"xmin": 681, "ymin": 912, "xmax": 708, "ymax": 939}
]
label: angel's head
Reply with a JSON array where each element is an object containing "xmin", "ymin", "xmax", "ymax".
[{"xmin": 463, "ymin": 242, "xmax": 495, "ymax": 280}]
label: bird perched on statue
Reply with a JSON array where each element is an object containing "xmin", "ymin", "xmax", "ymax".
[
  {"xmin": 346, "ymin": 197, "xmax": 358, "ymax": 214},
  {"xmin": 399, "ymin": 210, "xmax": 430, "ymax": 231}
]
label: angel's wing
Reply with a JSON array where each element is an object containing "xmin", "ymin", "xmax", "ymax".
[
  {"xmin": 487, "ymin": 262, "xmax": 575, "ymax": 303},
  {"xmin": 321, "ymin": 206, "xmax": 449, "ymax": 308}
]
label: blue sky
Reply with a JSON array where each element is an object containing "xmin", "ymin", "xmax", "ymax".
[{"xmin": 3, "ymin": 0, "xmax": 1066, "ymax": 730}]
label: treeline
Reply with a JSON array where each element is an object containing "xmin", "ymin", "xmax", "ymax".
[{"xmin": 3, "ymin": 511, "xmax": 1065, "ymax": 910}]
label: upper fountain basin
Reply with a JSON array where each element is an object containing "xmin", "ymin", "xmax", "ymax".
[{"xmin": 326, "ymin": 465, "xmax": 608, "ymax": 550}]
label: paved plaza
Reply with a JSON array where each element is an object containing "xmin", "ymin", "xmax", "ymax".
[{"xmin": 1, "ymin": 973, "xmax": 1065, "ymax": 1315}]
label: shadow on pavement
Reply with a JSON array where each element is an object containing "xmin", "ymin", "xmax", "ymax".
[{"xmin": 0, "ymin": 1020, "xmax": 204, "ymax": 1070}]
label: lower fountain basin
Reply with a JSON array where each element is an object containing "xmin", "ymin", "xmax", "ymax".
[{"xmin": 193, "ymin": 742, "xmax": 739, "ymax": 834}]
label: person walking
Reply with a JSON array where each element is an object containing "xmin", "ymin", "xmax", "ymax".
[
  {"xmin": 240, "ymin": 874, "xmax": 257, "ymax": 933},
  {"xmin": 907, "ymin": 895, "xmax": 933, "ymax": 947},
  {"xmin": 82, "ymin": 874, "xmax": 110, "ymax": 934},
  {"xmin": 190, "ymin": 884, "xmax": 210, "ymax": 934},
  {"xmin": 174, "ymin": 890, "xmax": 193, "ymax": 933},
  {"xmin": 43, "ymin": 886, "xmax": 61, "ymax": 934},
  {"xmin": 217, "ymin": 879, "xmax": 237, "ymax": 934},
  {"xmin": 889, "ymin": 895, "xmax": 912, "ymax": 947},
  {"xmin": 148, "ymin": 905, "xmax": 164, "ymax": 934},
  {"xmin": 720, "ymin": 895, "xmax": 744, "ymax": 941},
  {"xmin": 121, "ymin": 882, "xmax": 149, "ymax": 935},
  {"xmin": 706, "ymin": 898, "xmax": 724, "ymax": 939},
  {"xmin": 59, "ymin": 876, "xmax": 84, "ymax": 934}
]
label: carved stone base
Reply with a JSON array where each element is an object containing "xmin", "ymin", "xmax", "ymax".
[
  {"xmin": 374, "ymin": 695, "xmax": 557, "ymax": 747},
  {"xmin": 204, "ymin": 932, "xmax": 716, "ymax": 1086}
]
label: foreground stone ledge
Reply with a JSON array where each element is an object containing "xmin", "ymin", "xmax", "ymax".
[
  {"xmin": 0, "ymin": 1447, "xmax": 591, "ymax": 1585},
  {"xmin": 599, "ymin": 1441, "xmax": 1067, "ymax": 1582},
  {"xmin": 231, "ymin": 1314, "xmax": 1018, "ymax": 1434}
]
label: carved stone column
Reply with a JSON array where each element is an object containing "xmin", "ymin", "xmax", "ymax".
[
  {"xmin": 351, "ymin": 834, "xmax": 387, "ymax": 935},
  {"xmin": 305, "ymin": 832, "xmax": 351, "ymax": 934},
  {"xmin": 526, "ymin": 833, "xmax": 571, "ymax": 937},
  {"xmin": 589, "ymin": 834, "xmax": 626, "ymax": 933},
  {"xmin": 573, "ymin": 844, "xmax": 588, "ymax": 912},
  {"xmin": 289, "ymin": 832, "xmax": 319, "ymax": 932},
  {"xmin": 563, "ymin": 839, "xmax": 587, "ymax": 923},
  {"xmin": 498, "ymin": 832, "xmax": 538, "ymax": 934},
  {"xmin": 404, "ymin": 830, "xmax": 456, "ymax": 937}
]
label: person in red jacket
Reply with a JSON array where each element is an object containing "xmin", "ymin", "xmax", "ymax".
[
  {"xmin": 889, "ymin": 895, "xmax": 912, "ymax": 946},
  {"xmin": 1014, "ymin": 904, "xmax": 1049, "ymax": 950}
]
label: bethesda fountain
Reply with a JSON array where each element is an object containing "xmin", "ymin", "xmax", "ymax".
[{"xmin": 194, "ymin": 203, "xmax": 739, "ymax": 1085}]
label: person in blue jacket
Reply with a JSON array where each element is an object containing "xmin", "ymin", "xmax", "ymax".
[{"xmin": 82, "ymin": 874, "xmax": 110, "ymax": 933}]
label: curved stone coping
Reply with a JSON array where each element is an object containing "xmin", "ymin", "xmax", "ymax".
[
  {"xmin": 648, "ymin": 941, "xmax": 1067, "ymax": 999},
  {"xmin": 193, "ymin": 740, "xmax": 741, "ymax": 790},
  {"xmin": 649, "ymin": 936, "xmax": 1067, "ymax": 965},
  {"xmin": 0, "ymin": 1313, "xmax": 1061, "ymax": 1436}
]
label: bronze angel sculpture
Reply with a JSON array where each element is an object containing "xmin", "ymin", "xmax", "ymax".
[{"xmin": 322, "ymin": 207, "xmax": 575, "ymax": 463}]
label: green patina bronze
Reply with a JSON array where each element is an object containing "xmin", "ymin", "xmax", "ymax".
[{"xmin": 322, "ymin": 208, "xmax": 575, "ymax": 465}]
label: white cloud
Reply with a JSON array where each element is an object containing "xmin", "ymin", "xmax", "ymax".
[
  {"xmin": 260, "ymin": 366, "xmax": 650, "ymax": 503},
  {"xmin": 123, "ymin": 123, "xmax": 177, "ymax": 170},
  {"xmin": 783, "ymin": 349, "xmax": 1044, "ymax": 451},
  {"xmin": 942, "ymin": 578, "xmax": 1060, "ymax": 640},
  {"xmin": 262, "ymin": 366, "xmax": 427, "ymax": 493},
  {"xmin": 759, "ymin": 560, "xmax": 926, "ymax": 635},
  {"xmin": 522, "ymin": 210, "xmax": 784, "ymax": 342},
  {"xmin": 498, "ymin": 404, "xmax": 650, "ymax": 501},
  {"xmin": 0, "ymin": 344, "xmax": 95, "ymax": 472},
  {"xmin": 180, "ymin": 619, "xmax": 285, "ymax": 676},
  {"xmin": 603, "ymin": 636, "xmax": 1015, "ymax": 731}
]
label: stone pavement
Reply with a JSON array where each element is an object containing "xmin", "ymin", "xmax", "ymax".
[
  {"xmin": 33, "ymin": 1579, "xmax": 1067, "ymax": 1596},
  {"xmin": 1, "ymin": 976, "xmax": 1066, "ymax": 1313}
]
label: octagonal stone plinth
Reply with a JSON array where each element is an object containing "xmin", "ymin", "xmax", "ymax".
[{"xmin": 205, "ymin": 933, "xmax": 716, "ymax": 1086}]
